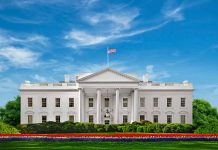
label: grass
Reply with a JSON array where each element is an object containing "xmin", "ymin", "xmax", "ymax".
[{"xmin": 0, "ymin": 141, "xmax": 218, "ymax": 150}]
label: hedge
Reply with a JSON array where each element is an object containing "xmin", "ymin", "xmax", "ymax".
[
  {"xmin": 17, "ymin": 121, "xmax": 194, "ymax": 134},
  {"xmin": 194, "ymin": 122, "xmax": 218, "ymax": 134},
  {"xmin": 0, "ymin": 122, "xmax": 19, "ymax": 134}
]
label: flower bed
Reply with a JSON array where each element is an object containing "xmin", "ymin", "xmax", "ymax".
[{"xmin": 0, "ymin": 133, "xmax": 218, "ymax": 141}]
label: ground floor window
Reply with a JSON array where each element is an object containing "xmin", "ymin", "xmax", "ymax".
[
  {"xmin": 153, "ymin": 115, "xmax": 158, "ymax": 123},
  {"xmin": 56, "ymin": 116, "xmax": 60, "ymax": 123},
  {"xmin": 180, "ymin": 115, "xmax": 186, "ymax": 124},
  {"xmin": 42, "ymin": 115, "xmax": 47, "ymax": 123},
  {"xmin": 104, "ymin": 120, "xmax": 110, "ymax": 124},
  {"xmin": 69, "ymin": 115, "xmax": 74, "ymax": 122},
  {"xmin": 89, "ymin": 115, "xmax": 94, "ymax": 123},
  {"xmin": 167, "ymin": 115, "xmax": 172, "ymax": 123},
  {"xmin": 123, "ymin": 115, "xmax": 128, "ymax": 123},
  {"xmin": 140, "ymin": 115, "xmax": 145, "ymax": 121},
  {"xmin": 28, "ymin": 115, "xmax": 32, "ymax": 124}
]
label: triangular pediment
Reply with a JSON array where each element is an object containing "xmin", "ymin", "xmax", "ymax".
[{"xmin": 77, "ymin": 68, "xmax": 140, "ymax": 83}]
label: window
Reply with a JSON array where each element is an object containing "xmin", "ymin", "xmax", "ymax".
[
  {"xmin": 123, "ymin": 115, "xmax": 128, "ymax": 123},
  {"xmin": 89, "ymin": 115, "xmax": 94, "ymax": 123},
  {"xmin": 140, "ymin": 97, "xmax": 145, "ymax": 107},
  {"xmin": 69, "ymin": 115, "xmax": 74, "ymax": 122},
  {"xmin": 167, "ymin": 98, "xmax": 172, "ymax": 107},
  {"xmin": 69, "ymin": 98, "xmax": 74, "ymax": 107},
  {"xmin": 181, "ymin": 98, "xmax": 186, "ymax": 107},
  {"xmin": 153, "ymin": 115, "xmax": 158, "ymax": 123},
  {"xmin": 123, "ymin": 98, "xmax": 128, "ymax": 107},
  {"xmin": 28, "ymin": 98, "xmax": 32, "ymax": 107},
  {"xmin": 55, "ymin": 98, "xmax": 60, "ymax": 107},
  {"xmin": 56, "ymin": 116, "xmax": 60, "ymax": 123},
  {"xmin": 167, "ymin": 115, "xmax": 172, "ymax": 123},
  {"xmin": 181, "ymin": 115, "xmax": 186, "ymax": 124},
  {"xmin": 153, "ymin": 98, "xmax": 158, "ymax": 107},
  {"xmin": 89, "ymin": 98, "xmax": 94, "ymax": 107},
  {"xmin": 104, "ymin": 98, "xmax": 109, "ymax": 107},
  {"xmin": 42, "ymin": 116, "xmax": 47, "ymax": 123},
  {"xmin": 42, "ymin": 98, "xmax": 46, "ymax": 107},
  {"xmin": 140, "ymin": 115, "xmax": 145, "ymax": 121},
  {"xmin": 28, "ymin": 115, "xmax": 32, "ymax": 124},
  {"xmin": 105, "ymin": 120, "xmax": 110, "ymax": 124}
]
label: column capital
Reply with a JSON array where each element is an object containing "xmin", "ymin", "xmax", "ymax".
[
  {"xmin": 115, "ymin": 88, "xmax": 120, "ymax": 91},
  {"xmin": 96, "ymin": 88, "xmax": 101, "ymax": 91}
]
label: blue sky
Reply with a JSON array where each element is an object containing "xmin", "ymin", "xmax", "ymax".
[{"xmin": 0, "ymin": 0, "xmax": 218, "ymax": 107}]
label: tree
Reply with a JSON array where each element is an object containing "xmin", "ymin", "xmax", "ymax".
[
  {"xmin": 0, "ymin": 96, "xmax": 20, "ymax": 126},
  {"xmin": 193, "ymin": 99, "xmax": 218, "ymax": 127}
]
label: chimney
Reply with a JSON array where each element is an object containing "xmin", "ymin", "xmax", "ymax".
[
  {"xmin": 143, "ymin": 74, "xmax": 149, "ymax": 82},
  {"xmin": 64, "ymin": 74, "xmax": 70, "ymax": 82}
]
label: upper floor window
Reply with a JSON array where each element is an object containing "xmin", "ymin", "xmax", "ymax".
[
  {"xmin": 180, "ymin": 115, "xmax": 186, "ymax": 124},
  {"xmin": 153, "ymin": 98, "xmax": 158, "ymax": 107},
  {"xmin": 167, "ymin": 115, "xmax": 172, "ymax": 123},
  {"xmin": 42, "ymin": 115, "xmax": 47, "ymax": 123},
  {"xmin": 28, "ymin": 115, "xmax": 33, "ymax": 124},
  {"xmin": 140, "ymin": 97, "xmax": 145, "ymax": 107},
  {"xmin": 42, "ymin": 98, "xmax": 46, "ymax": 107},
  {"xmin": 167, "ymin": 98, "xmax": 172, "ymax": 107},
  {"xmin": 153, "ymin": 115, "xmax": 158, "ymax": 123},
  {"xmin": 56, "ymin": 115, "xmax": 60, "ymax": 123},
  {"xmin": 123, "ymin": 98, "xmax": 128, "ymax": 107},
  {"xmin": 89, "ymin": 115, "xmax": 94, "ymax": 123},
  {"xmin": 181, "ymin": 98, "xmax": 186, "ymax": 107},
  {"xmin": 28, "ymin": 97, "xmax": 32, "ymax": 107},
  {"xmin": 89, "ymin": 98, "xmax": 94, "ymax": 107},
  {"xmin": 69, "ymin": 98, "xmax": 74, "ymax": 107},
  {"xmin": 104, "ymin": 98, "xmax": 109, "ymax": 107},
  {"xmin": 123, "ymin": 115, "xmax": 128, "ymax": 123},
  {"xmin": 69, "ymin": 115, "xmax": 74, "ymax": 122},
  {"xmin": 55, "ymin": 98, "xmax": 60, "ymax": 107}
]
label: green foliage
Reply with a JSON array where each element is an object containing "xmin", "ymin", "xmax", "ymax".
[
  {"xmin": 18, "ymin": 122, "xmax": 194, "ymax": 134},
  {"xmin": 0, "ymin": 96, "xmax": 20, "ymax": 126},
  {"xmin": 193, "ymin": 99, "xmax": 218, "ymax": 128},
  {"xmin": 194, "ymin": 122, "xmax": 218, "ymax": 134},
  {"xmin": 0, "ymin": 122, "xmax": 19, "ymax": 134}
]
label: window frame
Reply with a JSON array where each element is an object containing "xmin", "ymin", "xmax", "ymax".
[
  {"xmin": 28, "ymin": 115, "xmax": 33, "ymax": 124},
  {"xmin": 104, "ymin": 98, "xmax": 109, "ymax": 107},
  {"xmin": 69, "ymin": 98, "xmax": 74, "ymax": 107},
  {"xmin": 88, "ymin": 98, "xmax": 94, "ymax": 108},
  {"xmin": 123, "ymin": 115, "xmax": 128, "ymax": 123},
  {"xmin": 167, "ymin": 98, "xmax": 172, "ymax": 107},
  {"xmin": 153, "ymin": 97, "xmax": 158, "ymax": 107},
  {"xmin": 89, "ymin": 115, "xmax": 94, "ymax": 123},
  {"xmin": 56, "ymin": 115, "xmax": 60, "ymax": 123},
  {"xmin": 42, "ymin": 115, "xmax": 47, "ymax": 123},
  {"xmin": 69, "ymin": 115, "xmax": 74, "ymax": 122},
  {"xmin": 140, "ymin": 115, "xmax": 145, "ymax": 121},
  {"xmin": 122, "ymin": 98, "xmax": 128, "ymax": 107},
  {"xmin": 153, "ymin": 115, "xmax": 158, "ymax": 123},
  {"xmin": 181, "ymin": 98, "xmax": 186, "ymax": 107},
  {"xmin": 42, "ymin": 98, "xmax": 47, "ymax": 107},
  {"xmin": 140, "ymin": 97, "xmax": 145, "ymax": 107},
  {"xmin": 180, "ymin": 115, "xmax": 186, "ymax": 124},
  {"xmin": 55, "ymin": 98, "xmax": 60, "ymax": 107},
  {"xmin": 28, "ymin": 97, "xmax": 33, "ymax": 107},
  {"xmin": 167, "ymin": 115, "xmax": 172, "ymax": 124}
]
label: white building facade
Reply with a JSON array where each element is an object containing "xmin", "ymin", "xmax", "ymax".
[{"xmin": 20, "ymin": 68, "xmax": 194, "ymax": 124}]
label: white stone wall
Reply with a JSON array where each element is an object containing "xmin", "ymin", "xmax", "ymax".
[{"xmin": 20, "ymin": 91, "xmax": 79, "ymax": 124}]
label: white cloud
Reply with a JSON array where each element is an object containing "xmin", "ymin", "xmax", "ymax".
[
  {"xmin": 145, "ymin": 65, "xmax": 171, "ymax": 81},
  {"xmin": 0, "ymin": 78, "xmax": 18, "ymax": 92},
  {"xmin": 32, "ymin": 74, "xmax": 47, "ymax": 82},
  {"xmin": 0, "ymin": 47, "xmax": 40, "ymax": 67}
]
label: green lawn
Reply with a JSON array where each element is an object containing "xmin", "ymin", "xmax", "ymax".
[{"xmin": 0, "ymin": 141, "xmax": 218, "ymax": 150}]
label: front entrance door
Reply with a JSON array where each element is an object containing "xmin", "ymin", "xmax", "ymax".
[{"xmin": 104, "ymin": 120, "xmax": 110, "ymax": 124}]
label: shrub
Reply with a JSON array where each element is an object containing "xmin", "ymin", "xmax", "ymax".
[
  {"xmin": 0, "ymin": 122, "xmax": 19, "ymax": 134},
  {"xmin": 136, "ymin": 126, "xmax": 144, "ymax": 132},
  {"xmin": 194, "ymin": 122, "xmax": 218, "ymax": 134}
]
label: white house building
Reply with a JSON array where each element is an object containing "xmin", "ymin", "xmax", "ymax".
[{"xmin": 20, "ymin": 68, "xmax": 194, "ymax": 125}]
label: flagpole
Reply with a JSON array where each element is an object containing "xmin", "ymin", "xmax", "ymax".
[{"xmin": 107, "ymin": 47, "xmax": 109, "ymax": 67}]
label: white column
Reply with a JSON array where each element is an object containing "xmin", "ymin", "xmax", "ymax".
[
  {"xmin": 133, "ymin": 88, "xmax": 138, "ymax": 122},
  {"xmin": 78, "ymin": 88, "xmax": 84, "ymax": 122},
  {"xmin": 131, "ymin": 90, "xmax": 134, "ymax": 123},
  {"xmin": 114, "ymin": 88, "xmax": 120, "ymax": 124},
  {"xmin": 96, "ymin": 89, "xmax": 101, "ymax": 124}
]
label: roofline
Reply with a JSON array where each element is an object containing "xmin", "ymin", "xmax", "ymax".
[{"xmin": 77, "ymin": 68, "xmax": 141, "ymax": 82}]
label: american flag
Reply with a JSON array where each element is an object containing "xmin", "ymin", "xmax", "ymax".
[{"xmin": 108, "ymin": 48, "xmax": 117, "ymax": 54}]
